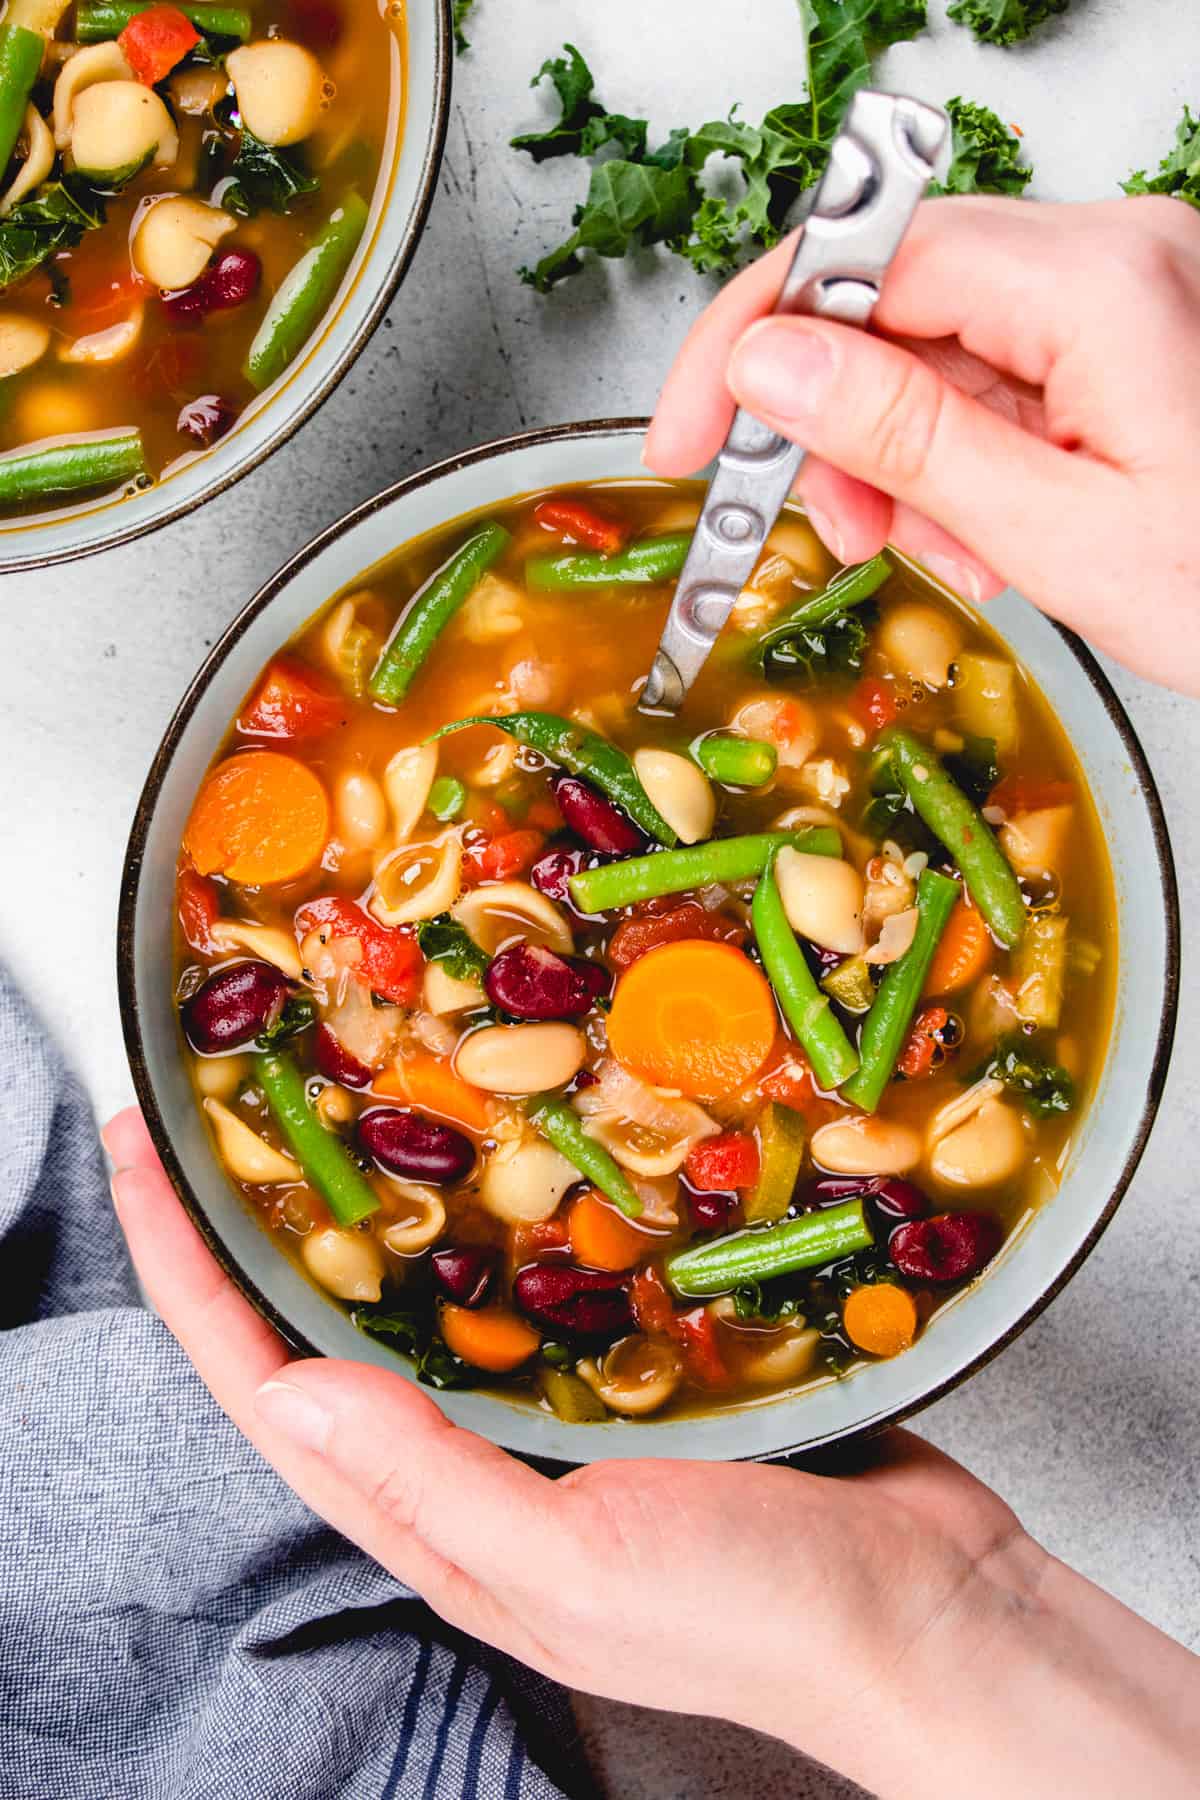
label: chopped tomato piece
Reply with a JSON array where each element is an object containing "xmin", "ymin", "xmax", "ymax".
[
  {"xmin": 850, "ymin": 675, "xmax": 900, "ymax": 735},
  {"xmin": 675, "ymin": 1307, "xmax": 731, "ymax": 1389},
  {"xmin": 462, "ymin": 829, "xmax": 547, "ymax": 886},
  {"xmin": 987, "ymin": 775, "xmax": 1073, "ymax": 816},
  {"xmin": 629, "ymin": 1267, "xmax": 677, "ymax": 1337},
  {"xmin": 177, "ymin": 867, "xmax": 221, "ymax": 956},
  {"xmin": 897, "ymin": 1005, "xmax": 950, "ymax": 1081},
  {"xmin": 608, "ymin": 901, "xmax": 747, "ymax": 970},
  {"xmin": 684, "ymin": 1131, "xmax": 760, "ymax": 1193},
  {"xmin": 534, "ymin": 496, "xmax": 630, "ymax": 555},
  {"xmin": 118, "ymin": 4, "xmax": 201, "ymax": 84},
  {"xmin": 238, "ymin": 657, "xmax": 346, "ymax": 740},
  {"xmin": 514, "ymin": 1216, "xmax": 571, "ymax": 1261},
  {"xmin": 294, "ymin": 895, "xmax": 423, "ymax": 1003},
  {"xmin": 759, "ymin": 1045, "xmax": 840, "ymax": 1125}
]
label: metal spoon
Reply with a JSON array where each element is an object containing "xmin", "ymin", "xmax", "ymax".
[{"xmin": 640, "ymin": 89, "xmax": 947, "ymax": 714}]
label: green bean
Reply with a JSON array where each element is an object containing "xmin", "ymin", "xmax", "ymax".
[
  {"xmin": 75, "ymin": 0, "xmax": 251, "ymax": 40},
  {"xmin": 567, "ymin": 827, "xmax": 840, "ymax": 913},
  {"xmin": 368, "ymin": 522, "xmax": 510, "ymax": 704},
  {"xmin": 245, "ymin": 190, "xmax": 369, "ymax": 392},
  {"xmin": 525, "ymin": 531, "xmax": 692, "ymax": 591},
  {"xmin": 744, "ymin": 1102, "xmax": 807, "ymax": 1223},
  {"xmin": 525, "ymin": 1094, "xmax": 643, "ymax": 1219},
  {"xmin": 692, "ymin": 733, "xmax": 777, "ymax": 788},
  {"xmin": 432, "ymin": 710, "xmax": 677, "ymax": 847},
  {"xmin": 0, "ymin": 23, "xmax": 45, "ymax": 176},
  {"xmin": 665, "ymin": 1199, "xmax": 872, "ymax": 1297},
  {"xmin": 427, "ymin": 775, "xmax": 467, "ymax": 821},
  {"xmin": 752, "ymin": 852, "xmax": 859, "ymax": 1090},
  {"xmin": 840, "ymin": 868, "xmax": 960, "ymax": 1113},
  {"xmin": 751, "ymin": 554, "xmax": 891, "ymax": 669},
  {"xmin": 880, "ymin": 727, "xmax": 1026, "ymax": 948},
  {"xmin": 0, "ymin": 429, "xmax": 145, "ymax": 504},
  {"xmin": 254, "ymin": 1050, "xmax": 380, "ymax": 1228}
]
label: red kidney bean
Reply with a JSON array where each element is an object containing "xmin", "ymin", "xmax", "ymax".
[
  {"xmin": 358, "ymin": 1109, "xmax": 475, "ymax": 1185},
  {"xmin": 890, "ymin": 1212, "xmax": 1002, "ymax": 1284},
  {"xmin": 484, "ymin": 944, "xmax": 608, "ymax": 1020},
  {"xmin": 513, "ymin": 1263, "xmax": 633, "ymax": 1337},
  {"xmin": 163, "ymin": 249, "xmax": 262, "ymax": 323},
  {"xmin": 686, "ymin": 1186, "xmax": 736, "ymax": 1232},
  {"xmin": 808, "ymin": 1175, "xmax": 873, "ymax": 1206},
  {"xmin": 553, "ymin": 775, "xmax": 644, "ymax": 854},
  {"xmin": 182, "ymin": 960, "xmax": 288, "ymax": 1054},
  {"xmin": 313, "ymin": 1022, "xmax": 372, "ymax": 1089},
  {"xmin": 530, "ymin": 845, "xmax": 587, "ymax": 904},
  {"xmin": 290, "ymin": 0, "xmax": 343, "ymax": 47},
  {"xmin": 176, "ymin": 394, "xmax": 236, "ymax": 447},
  {"xmin": 871, "ymin": 1178, "xmax": 929, "ymax": 1225},
  {"xmin": 431, "ymin": 1246, "xmax": 493, "ymax": 1308}
]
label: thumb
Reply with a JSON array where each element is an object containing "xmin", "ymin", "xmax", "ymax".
[{"xmin": 726, "ymin": 315, "xmax": 1120, "ymax": 607}]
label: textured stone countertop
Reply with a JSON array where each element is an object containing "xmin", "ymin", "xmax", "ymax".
[{"xmin": 3, "ymin": 2, "xmax": 1196, "ymax": 1794}]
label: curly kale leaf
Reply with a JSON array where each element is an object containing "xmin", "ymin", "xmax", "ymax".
[
  {"xmin": 977, "ymin": 1033, "xmax": 1075, "ymax": 1119},
  {"xmin": 762, "ymin": 603, "xmax": 878, "ymax": 688},
  {"xmin": 452, "ymin": 0, "xmax": 476, "ymax": 53},
  {"xmin": 510, "ymin": 42, "xmax": 646, "ymax": 162},
  {"xmin": 354, "ymin": 1306, "xmax": 478, "ymax": 1390},
  {"xmin": 0, "ymin": 179, "xmax": 105, "ymax": 291},
  {"xmin": 946, "ymin": 0, "xmax": 1069, "ymax": 46},
  {"xmin": 222, "ymin": 129, "xmax": 319, "ymax": 216},
  {"xmin": 416, "ymin": 916, "xmax": 489, "ymax": 984},
  {"xmin": 928, "ymin": 98, "xmax": 1033, "ymax": 197},
  {"xmin": 1123, "ymin": 108, "xmax": 1200, "ymax": 209}
]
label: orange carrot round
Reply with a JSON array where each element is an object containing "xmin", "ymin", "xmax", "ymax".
[
  {"xmin": 924, "ymin": 898, "xmax": 992, "ymax": 996},
  {"xmin": 185, "ymin": 751, "xmax": 329, "ymax": 886},
  {"xmin": 440, "ymin": 1304, "xmax": 540, "ymax": 1373},
  {"xmin": 372, "ymin": 1053, "xmax": 494, "ymax": 1135},
  {"xmin": 607, "ymin": 940, "xmax": 776, "ymax": 1101},
  {"xmin": 842, "ymin": 1283, "xmax": 918, "ymax": 1358},
  {"xmin": 569, "ymin": 1188, "xmax": 651, "ymax": 1272}
]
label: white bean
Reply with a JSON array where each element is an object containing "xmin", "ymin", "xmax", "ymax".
[
  {"xmin": 576, "ymin": 1336, "xmax": 682, "ymax": 1416},
  {"xmin": 811, "ymin": 1113, "xmax": 922, "ymax": 1176},
  {"xmin": 369, "ymin": 831, "xmax": 462, "ymax": 927},
  {"xmin": 300, "ymin": 1225, "xmax": 384, "ymax": 1301},
  {"xmin": 878, "ymin": 601, "xmax": 964, "ymax": 689},
  {"xmin": 227, "ymin": 40, "xmax": 327, "ymax": 146},
  {"xmin": 775, "ymin": 845, "xmax": 865, "ymax": 954},
  {"xmin": 52, "ymin": 42, "xmax": 131, "ymax": 149},
  {"xmin": 192, "ymin": 1052, "xmax": 251, "ymax": 1101},
  {"xmin": 926, "ymin": 1076, "xmax": 1005, "ymax": 1148},
  {"xmin": 454, "ymin": 1022, "xmax": 585, "ymax": 1094},
  {"xmin": 335, "ymin": 768, "xmax": 388, "ymax": 851},
  {"xmin": 928, "ymin": 1098, "xmax": 1027, "ymax": 1189},
  {"xmin": 0, "ymin": 311, "xmax": 49, "ymax": 376},
  {"xmin": 203, "ymin": 1097, "xmax": 299, "ymax": 1184},
  {"xmin": 731, "ymin": 695, "xmax": 819, "ymax": 769},
  {"xmin": 210, "ymin": 919, "xmax": 303, "ymax": 979},
  {"xmin": 479, "ymin": 1126, "xmax": 577, "ymax": 1223},
  {"xmin": 452, "ymin": 880, "xmax": 573, "ymax": 956},
  {"xmin": 70, "ymin": 80, "xmax": 177, "ymax": 177},
  {"xmin": 999, "ymin": 806, "xmax": 1073, "ymax": 878},
  {"xmin": 132, "ymin": 196, "xmax": 235, "ymax": 291},
  {"xmin": 633, "ymin": 748, "xmax": 714, "ymax": 845}
]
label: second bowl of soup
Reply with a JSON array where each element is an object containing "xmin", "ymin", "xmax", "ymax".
[{"xmin": 119, "ymin": 422, "xmax": 1177, "ymax": 1462}]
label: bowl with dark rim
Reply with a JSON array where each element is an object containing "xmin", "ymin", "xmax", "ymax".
[
  {"xmin": 0, "ymin": 0, "xmax": 451, "ymax": 574},
  {"xmin": 117, "ymin": 420, "xmax": 1180, "ymax": 1464}
]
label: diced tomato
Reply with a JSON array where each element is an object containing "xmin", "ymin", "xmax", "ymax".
[
  {"xmin": 987, "ymin": 775, "xmax": 1073, "ymax": 817},
  {"xmin": 684, "ymin": 1131, "xmax": 760, "ymax": 1193},
  {"xmin": 675, "ymin": 1306, "xmax": 731, "ymax": 1389},
  {"xmin": 608, "ymin": 901, "xmax": 747, "ymax": 970},
  {"xmin": 238, "ymin": 658, "xmax": 346, "ymax": 740},
  {"xmin": 294, "ymin": 895, "xmax": 423, "ymax": 1004},
  {"xmin": 759, "ymin": 1045, "xmax": 840, "ymax": 1125},
  {"xmin": 850, "ymin": 675, "xmax": 900, "ymax": 735},
  {"xmin": 897, "ymin": 1005, "xmax": 950, "ymax": 1081},
  {"xmin": 514, "ymin": 1216, "xmax": 571, "ymax": 1260},
  {"xmin": 118, "ymin": 4, "xmax": 201, "ymax": 84},
  {"xmin": 526, "ymin": 792, "xmax": 562, "ymax": 832},
  {"xmin": 462, "ymin": 829, "xmax": 547, "ymax": 886},
  {"xmin": 629, "ymin": 1267, "xmax": 677, "ymax": 1337},
  {"xmin": 177, "ymin": 867, "xmax": 221, "ymax": 956},
  {"xmin": 533, "ymin": 497, "xmax": 630, "ymax": 555}
]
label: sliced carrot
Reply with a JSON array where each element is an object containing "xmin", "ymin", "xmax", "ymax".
[
  {"xmin": 923, "ymin": 898, "xmax": 993, "ymax": 996},
  {"xmin": 842, "ymin": 1283, "xmax": 918, "ymax": 1359},
  {"xmin": 184, "ymin": 751, "xmax": 329, "ymax": 886},
  {"xmin": 607, "ymin": 940, "xmax": 776, "ymax": 1102},
  {"xmin": 372, "ymin": 1052, "xmax": 494, "ymax": 1134},
  {"xmin": 569, "ymin": 1188, "xmax": 650, "ymax": 1272},
  {"xmin": 440, "ymin": 1304, "xmax": 540, "ymax": 1373}
]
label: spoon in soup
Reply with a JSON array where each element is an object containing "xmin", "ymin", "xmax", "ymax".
[{"xmin": 640, "ymin": 89, "xmax": 948, "ymax": 714}]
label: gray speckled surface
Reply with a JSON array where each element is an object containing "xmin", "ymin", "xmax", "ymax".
[{"xmin": 2, "ymin": 1, "xmax": 1197, "ymax": 1794}]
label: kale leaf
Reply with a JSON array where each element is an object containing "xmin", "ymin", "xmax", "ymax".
[
  {"xmin": 946, "ymin": 0, "xmax": 1068, "ymax": 46},
  {"xmin": 731, "ymin": 1280, "xmax": 803, "ymax": 1323},
  {"xmin": 222, "ymin": 129, "xmax": 319, "ymax": 217},
  {"xmin": 928, "ymin": 98, "xmax": 1033, "ymax": 197},
  {"xmin": 416, "ymin": 915, "xmax": 489, "ymax": 983},
  {"xmin": 256, "ymin": 994, "xmax": 317, "ymax": 1049},
  {"xmin": 942, "ymin": 734, "xmax": 1000, "ymax": 806},
  {"xmin": 355, "ymin": 1305, "xmax": 478, "ymax": 1389},
  {"xmin": 452, "ymin": 0, "xmax": 476, "ymax": 54},
  {"xmin": 977, "ymin": 1033, "xmax": 1075, "ymax": 1118},
  {"xmin": 762, "ymin": 603, "xmax": 877, "ymax": 688},
  {"xmin": 0, "ymin": 179, "xmax": 105, "ymax": 291},
  {"xmin": 510, "ymin": 42, "xmax": 646, "ymax": 162},
  {"xmin": 1123, "ymin": 108, "xmax": 1200, "ymax": 209}
]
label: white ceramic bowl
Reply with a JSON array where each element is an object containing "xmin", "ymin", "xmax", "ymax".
[
  {"xmin": 118, "ymin": 422, "xmax": 1180, "ymax": 1464},
  {"xmin": 0, "ymin": 2, "xmax": 450, "ymax": 573}
]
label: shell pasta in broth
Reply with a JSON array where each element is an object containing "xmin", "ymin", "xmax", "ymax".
[{"xmin": 174, "ymin": 482, "xmax": 1116, "ymax": 1422}]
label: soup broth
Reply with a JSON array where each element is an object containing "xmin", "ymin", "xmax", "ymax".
[{"xmin": 173, "ymin": 481, "xmax": 1116, "ymax": 1423}]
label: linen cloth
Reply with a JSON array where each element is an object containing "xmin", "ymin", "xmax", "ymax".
[{"xmin": 0, "ymin": 964, "xmax": 591, "ymax": 1800}]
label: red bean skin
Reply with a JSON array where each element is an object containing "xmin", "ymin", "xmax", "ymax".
[
  {"xmin": 553, "ymin": 776, "xmax": 644, "ymax": 855},
  {"xmin": 182, "ymin": 961, "xmax": 288, "ymax": 1054},
  {"xmin": 358, "ymin": 1109, "xmax": 475, "ymax": 1185},
  {"xmin": 177, "ymin": 394, "xmax": 236, "ymax": 447},
  {"xmin": 431, "ymin": 1246, "xmax": 493, "ymax": 1307},
  {"xmin": 484, "ymin": 944, "xmax": 608, "ymax": 1020},
  {"xmin": 686, "ymin": 1186, "xmax": 736, "ymax": 1232},
  {"xmin": 890, "ymin": 1213, "xmax": 1002, "ymax": 1283},
  {"xmin": 870, "ymin": 1178, "xmax": 929, "ymax": 1225},
  {"xmin": 163, "ymin": 249, "xmax": 262, "ymax": 323},
  {"xmin": 530, "ymin": 845, "xmax": 587, "ymax": 904},
  {"xmin": 513, "ymin": 1263, "xmax": 633, "ymax": 1337},
  {"xmin": 313, "ymin": 1022, "xmax": 372, "ymax": 1089}
]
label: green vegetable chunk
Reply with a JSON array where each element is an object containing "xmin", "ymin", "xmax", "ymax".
[
  {"xmin": 927, "ymin": 98, "xmax": 1033, "ymax": 198},
  {"xmin": 451, "ymin": 0, "xmax": 476, "ymax": 54},
  {"xmin": 0, "ymin": 429, "xmax": 144, "ymax": 504},
  {"xmin": 244, "ymin": 191, "xmax": 368, "ymax": 391},
  {"xmin": 692, "ymin": 733, "xmax": 777, "ymax": 788},
  {"xmin": 355, "ymin": 1305, "xmax": 476, "ymax": 1389},
  {"xmin": 416, "ymin": 915, "xmax": 489, "ymax": 984},
  {"xmin": 0, "ymin": 178, "xmax": 106, "ymax": 291},
  {"xmin": 945, "ymin": 0, "xmax": 1067, "ymax": 46},
  {"xmin": 254, "ymin": 1049, "xmax": 380, "ymax": 1227},
  {"xmin": 751, "ymin": 554, "xmax": 890, "ymax": 671},
  {"xmin": 745, "ymin": 1102, "xmax": 807, "ymax": 1224},
  {"xmin": 369, "ymin": 521, "xmax": 511, "ymax": 704},
  {"xmin": 879, "ymin": 727, "xmax": 1027, "ymax": 949},
  {"xmin": 665, "ymin": 1199, "xmax": 873, "ymax": 1298},
  {"xmin": 752, "ymin": 853, "xmax": 859, "ymax": 1091},
  {"xmin": 979, "ymin": 1033, "xmax": 1075, "ymax": 1119},
  {"xmin": 433, "ymin": 710, "xmax": 678, "ymax": 847},
  {"xmin": 75, "ymin": 0, "xmax": 251, "ymax": 42},
  {"xmin": 0, "ymin": 23, "xmax": 45, "ymax": 178},
  {"xmin": 223, "ymin": 130, "xmax": 319, "ymax": 218},
  {"xmin": 526, "ymin": 1094, "xmax": 643, "ymax": 1219},
  {"xmin": 820, "ymin": 953, "xmax": 876, "ymax": 1015},
  {"xmin": 525, "ymin": 531, "xmax": 691, "ymax": 591},
  {"xmin": 567, "ymin": 827, "xmax": 840, "ymax": 913},
  {"xmin": 841, "ymin": 869, "xmax": 961, "ymax": 1113},
  {"xmin": 536, "ymin": 1364, "xmax": 608, "ymax": 1422},
  {"xmin": 428, "ymin": 775, "xmax": 467, "ymax": 821},
  {"xmin": 511, "ymin": 42, "xmax": 647, "ymax": 163},
  {"xmin": 1123, "ymin": 107, "xmax": 1200, "ymax": 210}
]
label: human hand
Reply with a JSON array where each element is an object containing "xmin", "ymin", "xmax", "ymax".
[
  {"xmin": 646, "ymin": 196, "xmax": 1200, "ymax": 696},
  {"xmin": 104, "ymin": 1108, "xmax": 1200, "ymax": 1800}
]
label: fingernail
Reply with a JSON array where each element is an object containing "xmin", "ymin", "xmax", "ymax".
[
  {"xmin": 255, "ymin": 1378, "xmax": 332, "ymax": 1454},
  {"xmin": 805, "ymin": 506, "xmax": 846, "ymax": 563},
  {"xmin": 922, "ymin": 553, "xmax": 984, "ymax": 604},
  {"xmin": 729, "ymin": 321, "xmax": 838, "ymax": 421}
]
